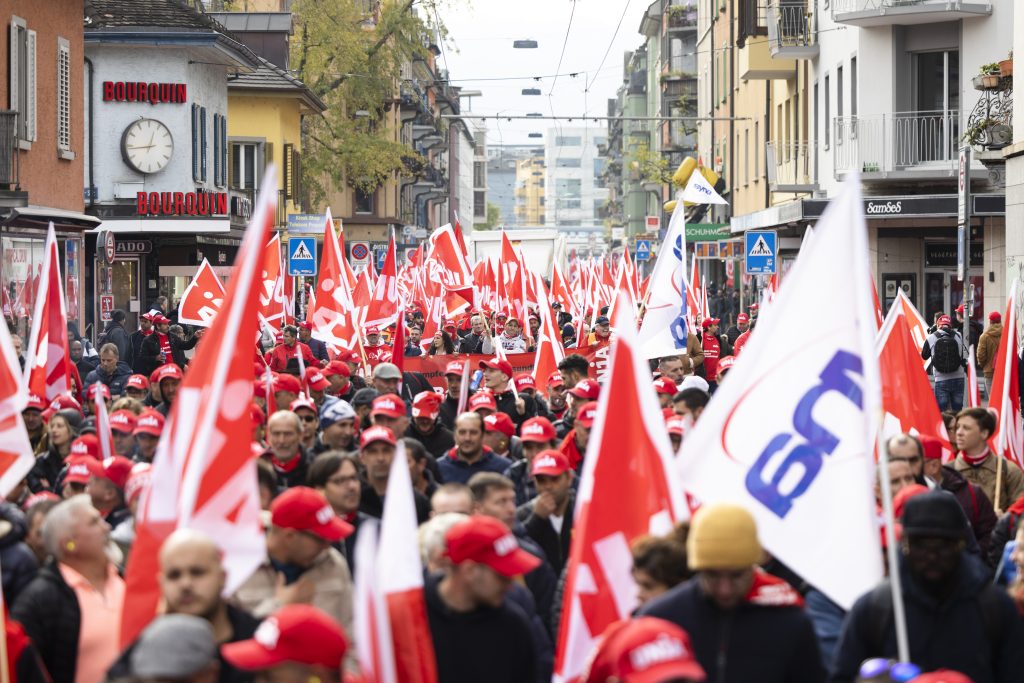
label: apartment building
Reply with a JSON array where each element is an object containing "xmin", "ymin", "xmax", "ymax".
[{"xmin": 544, "ymin": 127, "xmax": 609, "ymax": 228}]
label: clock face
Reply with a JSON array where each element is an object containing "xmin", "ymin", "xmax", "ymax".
[{"xmin": 121, "ymin": 119, "xmax": 173, "ymax": 174}]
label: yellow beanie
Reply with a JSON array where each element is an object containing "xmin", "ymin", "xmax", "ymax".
[{"xmin": 687, "ymin": 503, "xmax": 762, "ymax": 571}]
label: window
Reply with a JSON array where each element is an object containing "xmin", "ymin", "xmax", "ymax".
[
  {"xmin": 744, "ymin": 128, "xmax": 749, "ymax": 185},
  {"xmin": 473, "ymin": 161, "xmax": 486, "ymax": 188},
  {"xmin": 558, "ymin": 198, "xmax": 581, "ymax": 209},
  {"xmin": 555, "ymin": 136, "xmax": 581, "ymax": 146},
  {"xmin": 57, "ymin": 37, "xmax": 71, "ymax": 158},
  {"xmin": 594, "ymin": 136, "xmax": 607, "ymax": 149},
  {"xmin": 837, "ymin": 66, "xmax": 844, "ymax": 120},
  {"xmin": 213, "ymin": 115, "xmax": 221, "ymax": 187},
  {"xmin": 474, "ymin": 190, "xmax": 486, "ymax": 218},
  {"xmin": 851, "ymin": 57, "xmax": 858, "ymax": 117},
  {"xmin": 824, "ymin": 74, "xmax": 830, "ymax": 149},
  {"xmin": 221, "ymin": 116, "xmax": 228, "ymax": 187},
  {"xmin": 556, "ymin": 158, "xmax": 581, "ymax": 168},
  {"xmin": 813, "ymin": 82, "xmax": 819, "ymax": 145},
  {"xmin": 555, "ymin": 178, "xmax": 581, "ymax": 197},
  {"xmin": 230, "ymin": 141, "xmax": 260, "ymax": 189},
  {"xmin": 192, "ymin": 105, "xmax": 200, "ymax": 181},
  {"xmin": 354, "ymin": 187, "xmax": 374, "ymax": 214},
  {"xmin": 200, "ymin": 106, "xmax": 207, "ymax": 181},
  {"xmin": 593, "ymin": 158, "xmax": 606, "ymax": 180},
  {"xmin": 9, "ymin": 17, "xmax": 37, "ymax": 145},
  {"xmin": 754, "ymin": 120, "xmax": 760, "ymax": 179}
]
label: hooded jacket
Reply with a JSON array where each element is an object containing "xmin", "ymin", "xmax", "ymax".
[
  {"xmin": 12, "ymin": 561, "xmax": 81, "ymax": 683},
  {"xmin": 977, "ymin": 322, "xmax": 1003, "ymax": 378},
  {"xmin": 83, "ymin": 360, "xmax": 133, "ymax": 397},
  {"xmin": 939, "ymin": 465, "xmax": 997, "ymax": 556}
]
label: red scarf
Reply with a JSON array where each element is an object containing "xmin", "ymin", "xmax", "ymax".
[
  {"xmin": 157, "ymin": 332, "xmax": 173, "ymax": 364},
  {"xmin": 744, "ymin": 569, "xmax": 804, "ymax": 607},
  {"xmin": 960, "ymin": 447, "xmax": 991, "ymax": 467},
  {"xmin": 270, "ymin": 454, "xmax": 301, "ymax": 473},
  {"xmin": 559, "ymin": 431, "xmax": 584, "ymax": 470}
]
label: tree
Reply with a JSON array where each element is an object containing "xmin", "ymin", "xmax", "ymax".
[
  {"xmin": 291, "ymin": 0, "xmax": 452, "ymax": 205},
  {"xmin": 475, "ymin": 203, "xmax": 501, "ymax": 231}
]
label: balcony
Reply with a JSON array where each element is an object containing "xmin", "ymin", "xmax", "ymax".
[
  {"xmin": 767, "ymin": 1, "xmax": 818, "ymax": 59},
  {"xmin": 667, "ymin": 4, "xmax": 698, "ymax": 33},
  {"xmin": 831, "ymin": 0, "xmax": 992, "ymax": 28},
  {"xmin": 739, "ymin": 36, "xmax": 796, "ymax": 80},
  {"xmin": 833, "ymin": 111, "xmax": 960, "ymax": 179},
  {"xmin": 766, "ymin": 141, "xmax": 817, "ymax": 192}
]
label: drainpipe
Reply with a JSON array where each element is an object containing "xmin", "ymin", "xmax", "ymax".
[{"xmin": 84, "ymin": 57, "xmax": 96, "ymax": 208}]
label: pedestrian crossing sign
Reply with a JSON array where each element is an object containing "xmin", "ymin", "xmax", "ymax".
[
  {"xmin": 288, "ymin": 237, "xmax": 317, "ymax": 276},
  {"xmin": 744, "ymin": 230, "xmax": 777, "ymax": 274}
]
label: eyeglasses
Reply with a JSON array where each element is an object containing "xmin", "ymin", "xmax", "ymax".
[
  {"xmin": 298, "ymin": 415, "xmax": 317, "ymax": 423},
  {"xmin": 857, "ymin": 658, "xmax": 921, "ymax": 681}
]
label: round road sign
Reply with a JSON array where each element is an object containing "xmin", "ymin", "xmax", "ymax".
[
  {"xmin": 102, "ymin": 231, "xmax": 115, "ymax": 264},
  {"xmin": 351, "ymin": 243, "xmax": 369, "ymax": 261}
]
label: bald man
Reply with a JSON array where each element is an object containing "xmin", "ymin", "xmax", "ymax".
[
  {"xmin": 263, "ymin": 410, "xmax": 311, "ymax": 490},
  {"xmin": 108, "ymin": 529, "xmax": 260, "ymax": 683}
]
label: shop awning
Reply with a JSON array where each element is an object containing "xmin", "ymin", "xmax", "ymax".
[
  {"xmin": 3, "ymin": 206, "xmax": 102, "ymax": 230},
  {"xmin": 89, "ymin": 218, "xmax": 231, "ymax": 234}
]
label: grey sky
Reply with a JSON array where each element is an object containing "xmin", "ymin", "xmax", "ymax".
[{"xmin": 439, "ymin": 0, "xmax": 647, "ymax": 146}]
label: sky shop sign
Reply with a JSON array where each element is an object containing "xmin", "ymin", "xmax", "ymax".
[{"xmin": 103, "ymin": 81, "xmax": 188, "ymax": 104}]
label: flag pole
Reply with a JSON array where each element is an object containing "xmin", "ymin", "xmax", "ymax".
[
  {"xmin": 876, "ymin": 422, "xmax": 911, "ymax": 663},
  {"xmin": 995, "ymin": 453, "xmax": 1004, "ymax": 513},
  {"xmin": 0, "ymin": 554, "xmax": 9, "ymax": 683}
]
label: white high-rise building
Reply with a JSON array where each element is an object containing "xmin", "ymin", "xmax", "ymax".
[{"xmin": 544, "ymin": 127, "xmax": 610, "ymax": 227}]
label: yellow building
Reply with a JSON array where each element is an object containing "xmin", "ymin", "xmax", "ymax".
[{"xmin": 514, "ymin": 157, "xmax": 545, "ymax": 226}]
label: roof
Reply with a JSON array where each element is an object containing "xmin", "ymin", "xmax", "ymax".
[
  {"xmin": 206, "ymin": 12, "xmax": 293, "ymax": 34},
  {"xmin": 228, "ymin": 56, "xmax": 327, "ymax": 113}
]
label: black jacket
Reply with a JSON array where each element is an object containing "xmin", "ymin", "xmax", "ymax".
[
  {"xmin": 831, "ymin": 553, "xmax": 1024, "ymax": 683},
  {"xmin": 639, "ymin": 576, "xmax": 825, "ymax": 683},
  {"xmin": 128, "ymin": 329, "xmax": 151, "ymax": 374},
  {"xmin": 438, "ymin": 394, "xmax": 460, "ymax": 431},
  {"xmin": 504, "ymin": 459, "xmax": 536, "ymax": 507},
  {"xmin": 27, "ymin": 446, "xmax": 66, "ymax": 493},
  {"xmin": 424, "ymin": 573, "xmax": 537, "ymax": 683},
  {"xmin": 516, "ymin": 492, "xmax": 575, "ymax": 575},
  {"xmin": 0, "ymin": 504, "xmax": 38, "ymax": 606},
  {"xmin": 494, "ymin": 390, "xmax": 536, "ymax": 431},
  {"xmin": 99, "ymin": 322, "xmax": 131, "ymax": 364},
  {"xmin": 513, "ymin": 522, "xmax": 557, "ymax": 637},
  {"xmin": 139, "ymin": 331, "xmax": 199, "ymax": 373},
  {"xmin": 405, "ymin": 421, "xmax": 455, "ymax": 460},
  {"xmin": 262, "ymin": 448, "xmax": 312, "ymax": 492},
  {"xmin": 12, "ymin": 561, "xmax": 81, "ymax": 683},
  {"xmin": 83, "ymin": 360, "xmax": 134, "ymax": 397},
  {"xmin": 939, "ymin": 465, "xmax": 997, "ymax": 558},
  {"xmin": 457, "ymin": 333, "xmax": 486, "ymax": 354},
  {"xmin": 358, "ymin": 481, "xmax": 431, "ymax": 524}
]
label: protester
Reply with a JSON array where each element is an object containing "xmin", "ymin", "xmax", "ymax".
[
  {"xmin": 85, "ymin": 455, "xmax": 133, "ymax": 528},
  {"xmin": 69, "ymin": 340, "xmax": 97, "ymax": 382},
  {"xmin": 559, "ymin": 401, "xmax": 596, "ymax": 471},
  {"xmin": 296, "ymin": 321, "xmax": 328, "ymax": 363},
  {"xmin": 516, "ymin": 450, "xmax": 575, "ymax": 575},
  {"xmin": 921, "ymin": 315, "xmax": 967, "ymax": 412},
  {"xmin": 437, "ymin": 360, "xmax": 465, "ymax": 430},
  {"xmin": 583, "ymin": 618, "xmax": 706, "ymax": 683},
  {"xmin": 425, "ymin": 515, "xmax": 540, "ymax": 683},
  {"xmin": 316, "ymin": 399, "xmax": 357, "ymax": 454},
  {"xmin": 307, "ymin": 451, "xmax": 365, "ymax": 572},
  {"xmin": 264, "ymin": 325, "xmax": 319, "ymax": 375},
  {"xmin": 505, "ymin": 416, "xmax": 557, "ymax": 505},
  {"xmin": 22, "ymin": 393, "xmax": 47, "ymax": 453},
  {"xmin": 638, "ymin": 503, "xmax": 824, "ymax": 683},
  {"xmin": 289, "ymin": 397, "xmax": 319, "ymax": 453},
  {"xmin": 700, "ymin": 318, "xmax": 722, "ymax": 391},
  {"xmin": 483, "ymin": 412, "xmax": 521, "ymax": 460},
  {"xmin": 356, "ymin": 425, "xmax": 430, "ymax": 522},
  {"xmin": 556, "ymin": 353, "xmax": 590, "ymax": 390},
  {"xmin": 486, "ymin": 317, "xmax": 528, "ymax": 353},
  {"xmin": 952, "ymin": 407, "xmax": 1024, "ymax": 513},
  {"xmin": 99, "ymin": 309, "xmax": 132, "ymax": 363},
  {"xmin": 407, "ymin": 390, "xmax": 455, "ymax": 459},
  {"xmin": 133, "ymin": 408, "xmax": 164, "ymax": 463},
  {"xmin": 438, "ymin": 412, "xmax": 512, "ymax": 485},
  {"xmin": 232, "ymin": 487, "xmax": 353, "ymax": 633},
  {"xmin": 262, "ymin": 411, "xmax": 311, "ymax": 490},
  {"xmin": 458, "ymin": 314, "xmax": 490, "ymax": 354},
  {"xmin": 154, "ymin": 363, "xmax": 184, "ymax": 416},
  {"xmin": 140, "ymin": 314, "xmax": 199, "ymax": 372},
  {"xmin": 405, "ymin": 437, "xmax": 439, "ymax": 499},
  {"xmin": 128, "ymin": 311, "xmax": 155, "ymax": 374},
  {"xmin": 28, "ymin": 409, "xmax": 81, "ymax": 493},
  {"xmin": 13, "ymin": 495, "xmax": 126, "ymax": 683},
  {"xmin": 631, "ymin": 531, "xmax": 690, "ymax": 608},
  {"xmin": 431, "ymin": 482, "xmax": 474, "ymax": 516},
  {"xmin": 480, "ymin": 357, "xmax": 536, "ymax": 428},
  {"xmin": 673, "ymin": 387, "xmax": 709, "ymax": 422},
  {"xmin": 977, "ymin": 311, "xmax": 1003, "ymax": 393},
  {"xmin": 832, "ymin": 491, "xmax": 1024, "ymax": 681}
]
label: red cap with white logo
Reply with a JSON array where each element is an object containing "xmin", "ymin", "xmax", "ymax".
[
  {"xmin": 530, "ymin": 450, "xmax": 571, "ymax": 477},
  {"xmin": 109, "ymin": 410, "xmax": 137, "ymax": 434},
  {"xmin": 412, "ymin": 391, "xmax": 442, "ymax": 419},
  {"xmin": 303, "ymin": 368, "xmax": 330, "ymax": 391},
  {"xmin": 360, "ymin": 425, "xmax": 397, "ymax": 449},
  {"xmin": 576, "ymin": 401, "xmax": 599, "ymax": 428},
  {"xmin": 520, "ymin": 417, "xmax": 556, "ymax": 443},
  {"xmin": 221, "ymin": 605, "xmax": 348, "ymax": 672},
  {"xmin": 469, "ymin": 391, "xmax": 497, "ymax": 413},
  {"xmin": 156, "ymin": 364, "xmax": 183, "ymax": 382},
  {"xmin": 126, "ymin": 374, "xmax": 150, "ymax": 391},
  {"xmin": 371, "ymin": 393, "xmax": 405, "ymax": 420},
  {"xmin": 64, "ymin": 455, "xmax": 101, "ymax": 485},
  {"xmin": 444, "ymin": 515, "xmax": 541, "ymax": 577},
  {"xmin": 569, "ymin": 378, "xmax": 600, "ymax": 400},
  {"xmin": 270, "ymin": 486, "xmax": 353, "ymax": 542},
  {"xmin": 513, "ymin": 374, "xmax": 536, "ymax": 392},
  {"xmin": 133, "ymin": 408, "xmax": 165, "ymax": 437},
  {"xmin": 70, "ymin": 434, "xmax": 99, "ymax": 459},
  {"xmin": 483, "ymin": 412, "xmax": 515, "ymax": 438},
  {"xmin": 652, "ymin": 376, "xmax": 678, "ymax": 396},
  {"xmin": 445, "ymin": 360, "xmax": 466, "ymax": 377},
  {"xmin": 582, "ymin": 617, "xmax": 707, "ymax": 683}
]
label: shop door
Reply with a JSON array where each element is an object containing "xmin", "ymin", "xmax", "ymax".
[
  {"xmin": 96, "ymin": 258, "xmax": 141, "ymax": 333},
  {"xmin": 923, "ymin": 271, "xmax": 984, "ymax": 327}
]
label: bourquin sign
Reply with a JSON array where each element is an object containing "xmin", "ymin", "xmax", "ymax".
[{"xmin": 137, "ymin": 192, "xmax": 228, "ymax": 217}]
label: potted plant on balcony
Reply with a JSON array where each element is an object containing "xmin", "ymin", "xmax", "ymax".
[
  {"xmin": 974, "ymin": 63, "xmax": 1002, "ymax": 90},
  {"xmin": 962, "ymin": 117, "xmax": 1007, "ymax": 148},
  {"xmin": 1000, "ymin": 51, "xmax": 1013, "ymax": 77}
]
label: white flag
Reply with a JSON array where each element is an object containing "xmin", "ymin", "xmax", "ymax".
[
  {"xmin": 636, "ymin": 204, "xmax": 695, "ymax": 360},
  {"xmin": 680, "ymin": 169, "xmax": 728, "ymax": 205},
  {"xmin": 678, "ymin": 174, "xmax": 883, "ymax": 610}
]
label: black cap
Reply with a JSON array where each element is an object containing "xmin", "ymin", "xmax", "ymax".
[
  {"xmin": 351, "ymin": 388, "xmax": 379, "ymax": 407},
  {"xmin": 901, "ymin": 491, "xmax": 967, "ymax": 540},
  {"xmin": 595, "ymin": 316, "xmax": 610, "ymax": 325}
]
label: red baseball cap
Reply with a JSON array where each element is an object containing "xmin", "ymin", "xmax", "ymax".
[
  {"xmin": 289, "ymin": 397, "xmax": 317, "ymax": 415},
  {"xmin": 153, "ymin": 314, "xmax": 171, "ymax": 324},
  {"xmin": 910, "ymin": 671, "xmax": 974, "ymax": 683},
  {"xmin": 365, "ymin": 325, "xmax": 381, "ymax": 336},
  {"xmin": 273, "ymin": 374, "xmax": 301, "ymax": 395},
  {"xmin": 989, "ymin": 311, "xmax": 1002, "ymax": 323},
  {"xmin": 70, "ymin": 434, "xmax": 100, "ymax": 459},
  {"xmin": 109, "ymin": 410, "xmax": 137, "ymax": 435},
  {"xmin": 469, "ymin": 391, "xmax": 497, "ymax": 413},
  {"xmin": 134, "ymin": 408, "xmax": 165, "ymax": 437},
  {"xmin": 125, "ymin": 463, "xmax": 152, "ymax": 505},
  {"xmin": 520, "ymin": 417, "xmax": 556, "ymax": 443},
  {"xmin": 569, "ymin": 379, "xmax": 600, "ymax": 400},
  {"xmin": 920, "ymin": 435, "xmax": 944, "ymax": 461},
  {"xmin": 412, "ymin": 391, "xmax": 442, "ymax": 419},
  {"xmin": 85, "ymin": 383, "xmax": 110, "ymax": 401},
  {"xmin": 576, "ymin": 401, "xmax": 599, "ymax": 428},
  {"xmin": 22, "ymin": 491, "xmax": 60, "ymax": 510},
  {"xmin": 444, "ymin": 515, "xmax": 541, "ymax": 577},
  {"xmin": 334, "ymin": 349, "xmax": 360, "ymax": 364},
  {"xmin": 530, "ymin": 450, "xmax": 571, "ymax": 477},
  {"xmin": 371, "ymin": 394, "xmax": 405, "ymax": 420},
  {"xmin": 652, "ymin": 376, "xmax": 678, "ymax": 395},
  {"xmin": 583, "ymin": 618, "xmax": 707, "ymax": 683},
  {"xmin": 322, "ymin": 360, "xmax": 351, "ymax": 379},
  {"xmin": 937, "ymin": 314, "xmax": 952, "ymax": 327},
  {"xmin": 156, "ymin": 364, "xmax": 183, "ymax": 383},
  {"xmin": 221, "ymin": 605, "xmax": 348, "ymax": 672},
  {"xmin": 547, "ymin": 371, "xmax": 564, "ymax": 388},
  {"xmin": 126, "ymin": 374, "xmax": 150, "ymax": 391},
  {"xmin": 297, "ymin": 321, "xmax": 312, "ymax": 331},
  {"xmin": 717, "ymin": 356, "xmax": 735, "ymax": 374},
  {"xmin": 955, "ymin": 304, "xmax": 965, "ymax": 314},
  {"xmin": 701, "ymin": 317, "xmax": 720, "ymax": 329},
  {"xmin": 737, "ymin": 313, "xmax": 749, "ymax": 324},
  {"xmin": 303, "ymin": 368, "xmax": 330, "ymax": 392},
  {"xmin": 149, "ymin": 367, "xmax": 163, "ymax": 385},
  {"xmin": 444, "ymin": 360, "xmax": 466, "ymax": 377},
  {"xmin": 94, "ymin": 456, "xmax": 134, "ymax": 491},
  {"xmin": 479, "ymin": 357, "xmax": 513, "ymax": 379},
  {"xmin": 270, "ymin": 487, "xmax": 353, "ymax": 542},
  {"xmin": 484, "ymin": 412, "xmax": 515, "ymax": 438},
  {"xmin": 514, "ymin": 374, "xmax": 536, "ymax": 392},
  {"xmin": 49, "ymin": 395, "xmax": 82, "ymax": 414},
  {"xmin": 64, "ymin": 455, "xmax": 101, "ymax": 485},
  {"xmin": 24, "ymin": 393, "xmax": 46, "ymax": 412},
  {"xmin": 360, "ymin": 425, "xmax": 397, "ymax": 449}
]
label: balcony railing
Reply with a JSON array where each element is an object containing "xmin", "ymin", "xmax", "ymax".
[
  {"xmin": 833, "ymin": 110, "xmax": 960, "ymax": 177},
  {"xmin": 832, "ymin": 0, "xmax": 991, "ymax": 26},
  {"xmin": 766, "ymin": 141, "xmax": 817, "ymax": 191},
  {"xmin": 667, "ymin": 5, "xmax": 698, "ymax": 32},
  {"xmin": 767, "ymin": 1, "xmax": 818, "ymax": 59},
  {"xmin": 0, "ymin": 111, "xmax": 19, "ymax": 190}
]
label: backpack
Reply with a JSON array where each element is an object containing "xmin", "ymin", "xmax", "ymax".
[{"xmin": 932, "ymin": 332, "xmax": 962, "ymax": 373}]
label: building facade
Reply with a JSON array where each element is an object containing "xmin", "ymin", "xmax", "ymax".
[
  {"xmin": 544, "ymin": 127, "xmax": 609, "ymax": 228},
  {"xmin": 514, "ymin": 156, "xmax": 545, "ymax": 226}
]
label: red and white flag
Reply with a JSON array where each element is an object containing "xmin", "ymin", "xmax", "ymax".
[
  {"xmin": 677, "ymin": 176, "xmax": 883, "ymax": 611},
  {"xmin": 426, "ymin": 224, "xmax": 474, "ymax": 301},
  {"xmin": 553, "ymin": 294, "xmax": 687, "ymax": 683},
  {"xmin": 0, "ymin": 315, "xmax": 36, "ymax": 497},
  {"xmin": 120, "ymin": 170, "xmax": 276, "ymax": 647},
  {"xmin": 532, "ymin": 272, "xmax": 565, "ymax": 395},
  {"xmin": 989, "ymin": 279, "xmax": 1023, "ymax": 468},
  {"xmin": 355, "ymin": 441, "xmax": 438, "ymax": 683},
  {"xmin": 256, "ymin": 233, "xmax": 287, "ymax": 328},
  {"xmin": 309, "ymin": 209, "xmax": 359, "ymax": 352},
  {"xmin": 23, "ymin": 223, "xmax": 72, "ymax": 401},
  {"xmin": 364, "ymin": 233, "xmax": 400, "ymax": 329},
  {"xmin": 177, "ymin": 259, "xmax": 226, "ymax": 327},
  {"xmin": 877, "ymin": 303, "xmax": 951, "ymax": 457},
  {"xmin": 889, "ymin": 289, "xmax": 930, "ymax": 368},
  {"xmin": 550, "ymin": 261, "xmax": 579, "ymax": 320}
]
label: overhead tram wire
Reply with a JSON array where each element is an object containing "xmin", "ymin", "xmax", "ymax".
[
  {"xmin": 585, "ymin": 0, "xmax": 632, "ymax": 94},
  {"xmin": 548, "ymin": 0, "xmax": 578, "ymax": 226}
]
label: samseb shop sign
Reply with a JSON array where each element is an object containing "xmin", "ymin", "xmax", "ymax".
[{"xmin": 137, "ymin": 192, "xmax": 228, "ymax": 217}]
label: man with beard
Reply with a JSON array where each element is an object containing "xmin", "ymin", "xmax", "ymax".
[{"xmin": 357, "ymin": 426, "xmax": 430, "ymax": 523}]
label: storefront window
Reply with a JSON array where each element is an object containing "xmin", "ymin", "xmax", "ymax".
[{"xmin": 2, "ymin": 232, "xmax": 85, "ymax": 344}]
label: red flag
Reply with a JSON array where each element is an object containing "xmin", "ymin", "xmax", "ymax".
[
  {"xmin": 256, "ymin": 233, "xmax": 287, "ymax": 327},
  {"xmin": 532, "ymin": 272, "xmax": 565, "ymax": 394},
  {"xmin": 869, "ymin": 276, "xmax": 884, "ymax": 330},
  {"xmin": 365, "ymin": 233, "xmax": 400, "ymax": 329},
  {"xmin": 553, "ymin": 295, "xmax": 687, "ymax": 682},
  {"xmin": 989, "ymin": 279, "xmax": 1023, "ymax": 469},
  {"xmin": 391, "ymin": 304, "xmax": 406, "ymax": 393},
  {"xmin": 550, "ymin": 261, "xmax": 578, "ymax": 319},
  {"xmin": 177, "ymin": 259, "xmax": 226, "ymax": 327},
  {"xmin": 426, "ymin": 224, "xmax": 474, "ymax": 301},
  {"xmin": 309, "ymin": 209, "xmax": 359, "ymax": 352},
  {"xmin": 120, "ymin": 170, "xmax": 276, "ymax": 647},
  {"xmin": 23, "ymin": 224, "xmax": 72, "ymax": 401},
  {"xmin": 0, "ymin": 315, "xmax": 36, "ymax": 497},
  {"xmin": 876, "ymin": 304, "xmax": 951, "ymax": 458},
  {"xmin": 352, "ymin": 269, "xmax": 373, "ymax": 327}
]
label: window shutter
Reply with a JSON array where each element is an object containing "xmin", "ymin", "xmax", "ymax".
[
  {"xmin": 264, "ymin": 141, "xmax": 273, "ymax": 166},
  {"xmin": 9, "ymin": 23, "xmax": 18, "ymax": 114},
  {"xmin": 228, "ymin": 141, "xmax": 236, "ymax": 188},
  {"xmin": 192, "ymin": 104, "xmax": 199, "ymax": 181},
  {"xmin": 221, "ymin": 118, "xmax": 227, "ymax": 187},
  {"xmin": 57, "ymin": 38, "xmax": 71, "ymax": 153},
  {"xmin": 291, "ymin": 150, "xmax": 301, "ymax": 208},
  {"xmin": 200, "ymin": 106, "xmax": 207, "ymax": 182},
  {"xmin": 25, "ymin": 29, "xmax": 36, "ymax": 141},
  {"xmin": 283, "ymin": 143, "xmax": 293, "ymax": 200}
]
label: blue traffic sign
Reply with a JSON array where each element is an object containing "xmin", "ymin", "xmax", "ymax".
[
  {"xmin": 288, "ymin": 237, "xmax": 317, "ymax": 276},
  {"xmin": 744, "ymin": 230, "xmax": 777, "ymax": 275},
  {"xmin": 376, "ymin": 247, "xmax": 387, "ymax": 271},
  {"xmin": 635, "ymin": 239, "xmax": 652, "ymax": 262}
]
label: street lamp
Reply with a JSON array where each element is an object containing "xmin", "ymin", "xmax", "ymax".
[
  {"xmin": 526, "ymin": 112, "xmax": 543, "ymax": 117},
  {"xmin": 528, "ymin": 132, "xmax": 542, "ymax": 138},
  {"xmin": 513, "ymin": 39, "xmax": 538, "ymax": 48},
  {"xmin": 522, "ymin": 88, "xmax": 542, "ymax": 96}
]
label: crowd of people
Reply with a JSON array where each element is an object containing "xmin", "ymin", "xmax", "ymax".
[{"xmin": 4, "ymin": 293, "xmax": 1024, "ymax": 683}]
